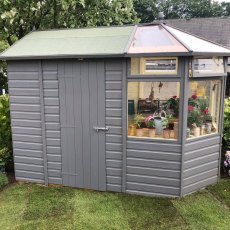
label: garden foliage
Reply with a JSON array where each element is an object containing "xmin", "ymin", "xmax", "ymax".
[
  {"xmin": 0, "ymin": 95, "xmax": 12, "ymax": 171},
  {"xmin": 0, "ymin": 172, "xmax": 8, "ymax": 188},
  {"xmin": 223, "ymin": 98, "xmax": 230, "ymax": 148}
]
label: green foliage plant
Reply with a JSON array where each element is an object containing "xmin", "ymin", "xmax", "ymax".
[
  {"xmin": 134, "ymin": 114, "xmax": 145, "ymax": 129},
  {"xmin": 223, "ymin": 98, "xmax": 230, "ymax": 148},
  {"xmin": 147, "ymin": 119, "xmax": 156, "ymax": 129},
  {"xmin": 165, "ymin": 96, "xmax": 180, "ymax": 117},
  {"xmin": 0, "ymin": 95, "xmax": 12, "ymax": 170},
  {"xmin": 0, "ymin": 172, "xmax": 8, "ymax": 189},
  {"xmin": 162, "ymin": 114, "xmax": 173, "ymax": 129}
]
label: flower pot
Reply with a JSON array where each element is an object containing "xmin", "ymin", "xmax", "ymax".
[
  {"xmin": 136, "ymin": 128, "xmax": 144, "ymax": 137},
  {"xmin": 163, "ymin": 129, "xmax": 170, "ymax": 139},
  {"xmin": 173, "ymin": 122, "xmax": 179, "ymax": 139},
  {"xmin": 169, "ymin": 130, "xmax": 175, "ymax": 139},
  {"xmin": 128, "ymin": 125, "xmax": 136, "ymax": 136},
  {"xmin": 193, "ymin": 127, "xmax": 200, "ymax": 137},
  {"xmin": 143, "ymin": 128, "xmax": 149, "ymax": 137},
  {"xmin": 149, "ymin": 128, "xmax": 156, "ymax": 138},
  {"xmin": 200, "ymin": 125, "xmax": 206, "ymax": 135},
  {"xmin": 186, "ymin": 128, "xmax": 190, "ymax": 138},
  {"xmin": 206, "ymin": 123, "xmax": 212, "ymax": 134}
]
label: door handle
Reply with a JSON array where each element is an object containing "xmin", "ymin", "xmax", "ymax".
[{"xmin": 93, "ymin": 126, "xmax": 109, "ymax": 132}]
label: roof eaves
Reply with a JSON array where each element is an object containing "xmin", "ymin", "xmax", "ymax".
[
  {"xmin": 0, "ymin": 53, "xmax": 126, "ymax": 61},
  {"xmin": 0, "ymin": 31, "xmax": 34, "ymax": 58},
  {"xmin": 124, "ymin": 52, "xmax": 193, "ymax": 57}
]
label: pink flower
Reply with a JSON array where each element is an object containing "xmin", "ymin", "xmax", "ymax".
[
  {"xmin": 144, "ymin": 116, "xmax": 153, "ymax": 125},
  {"xmin": 191, "ymin": 94, "xmax": 197, "ymax": 100},
  {"xmin": 172, "ymin": 96, "xmax": 177, "ymax": 99},
  {"xmin": 204, "ymin": 109, "xmax": 209, "ymax": 115},
  {"xmin": 188, "ymin": 105, "xmax": 194, "ymax": 112}
]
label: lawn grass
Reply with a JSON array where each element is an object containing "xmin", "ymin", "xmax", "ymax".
[{"xmin": 0, "ymin": 180, "xmax": 229, "ymax": 230}]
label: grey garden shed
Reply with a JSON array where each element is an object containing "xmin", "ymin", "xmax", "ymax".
[{"xmin": 1, "ymin": 23, "xmax": 230, "ymax": 197}]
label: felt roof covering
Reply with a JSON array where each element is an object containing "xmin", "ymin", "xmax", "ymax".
[{"xmin": 1, "ymin": 23, "xmax": 230, "ymax": 60}]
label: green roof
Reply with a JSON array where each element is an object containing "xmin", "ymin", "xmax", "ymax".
[{"xmin": 0, "ymin": 26, "xmax": 134, "ymax": 59}]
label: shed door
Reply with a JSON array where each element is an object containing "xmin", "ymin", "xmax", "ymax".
[{"xmin": 59, "ymin": 61, "xmax": 106, "ymax": 191}]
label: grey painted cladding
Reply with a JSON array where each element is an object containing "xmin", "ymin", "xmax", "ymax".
[
  {"xmin": 7, "ymin": 57, "xmax": 226, "ymax": 198},
  {"xmin": 182, "ymin": 136, "xmax": 221, "ymax": 195},
  {"xmin": 8, "ymin": 61, "xmax": 45, "ymax": 183},
  {"xmin": 105, "ymin": 60, "xmax": 124, "ymax": 192}
]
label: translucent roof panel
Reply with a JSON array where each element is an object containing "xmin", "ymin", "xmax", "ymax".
[
  {"xmin": 165, "ymin": 25, "xmax": 230, "ymax": 54},
  {"xmin": 128, "ymin": 25, "xmax": 188, "ymax": 54}
]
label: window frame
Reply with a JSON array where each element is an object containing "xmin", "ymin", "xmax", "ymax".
[
  {"xmin": 127, "ymin": 57, "xmax": 184, "ymax": 144},
  {"xmin": 185, "ymin": 76, "xmax": 224, "ymax": 143},
  {"xmin": 129, "ymin": 57, "xmax": 180, "ymax": 79},
  {"xmin": 191, "ymin": 56, "xmax": 225, "ymax": 78}
]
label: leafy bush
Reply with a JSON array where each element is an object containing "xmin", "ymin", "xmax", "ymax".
[
  {"xmin": 223, "ymin": 98, "xmax": 230, "ymax": 148},
  {"xmin": 0, "ymin": 95, "xmax": 12, "ymax": 171},
  {"xmin": 0, "ymin": 173, "xmax": 8, "ymax": 189}
]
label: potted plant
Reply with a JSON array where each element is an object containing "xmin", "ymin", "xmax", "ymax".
[
  {"xmin": 162, "ymin": 114, "xmax": 172, "ymax": 139},
  {"xmin": 203, "ymin": 112, "xmax": 213, "ymax": 134},
  {"xmin": 165, "ymin": 96, "xmax": 180, "ymax": 118},
  {"xmin": 145, "ymin": 116, "xmax": 156, "ymax": 138},
  {"xmin": 134, "ymin": 114, "xmax": 145, "ymax": 137},
  {"xmin": 187, "ymin": 105, "xmax": 202, "ymax": 137}
]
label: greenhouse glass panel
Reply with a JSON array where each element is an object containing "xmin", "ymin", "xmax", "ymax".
[
  {"xmin": 187, "ymin": 80, "xmax": 222, "ymax": 139},
  {"xmin": 128, "ymin": 81, "xmax": 180, "ymax": 140},
  {"xmin": 128, "ymin": 25, "xmax": 188, "ymax": 54}
]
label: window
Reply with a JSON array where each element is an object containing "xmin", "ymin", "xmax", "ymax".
[
  {"xmin": 187, "ymin": 80, "xmax": 222, "ymax": 139},
  {"xmin": 131, "ymin": 57, "xmax": 178, "ymax": 75},
  {"xmin": 192, "ymin": 57, "xmax": 224, "ymax": 77},
  {"xmin": 128, "ymin": 81, "xmax": 180, "ymax": 140}
]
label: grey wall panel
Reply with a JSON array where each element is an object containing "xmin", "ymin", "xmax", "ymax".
[
  {"xmin": 127, "ymin": 140, "xmax": 181, "ymax": 153},
  {"xmin": 126, "ymin": 138, "xmax": 181, "ymax": 197},
  {"xmin": 105, "ymin": 60, "xmax": 123, "ymax": 192},
  {"xmin": 182, "ymin": 136, "xmax": 221, "ymax": 196},
  {"xmin": 7, "ymin": 72, "xmax": 39, "ymax": 80},
  {"xmin": 13, "ymin": 134, "xmax": 42, "ymax": 143},
  {"xmin": 8, "ymin": 61, "xmax": 45, "ymax": 184},
  {"xmin": 9, "ymin": 88, "xmax": 40, "ymax": 96},
  {"xmin": 14, "ymin": 156, "xmax": 43, "ymax": 165},
  {"xmin": 11, "ymin": 112, "xmax": 41, "ymax": 120},
  {"xmin": 14, "ymin": 149, "xmax": 43, "ymax": 158},
  {"xmin": 44, "ymin": 89, "xmax": 59, "ymax": 97},
  {"xmin": 127, "ymin": 166, "xmax": 180, "ymax": 179},
  {"xmin": 184, "ymin": 136, "xmax": 220, "ymax": 152},
  {"xmin": 14, "ymin": 163, "xmax": 44, "ymax": 173},
  {"xmin": 12, "ymin": 127, "xmax": 42, "ymax": 136},
  {"xmin": 42, "ymin": 60, "xmax": 62, "ymax": 185},
  {"xmin": 10, "ymin": 96, "xmax": 40, "ymax": 104},
  {"xmin": 8, "ymin": 60, "xmax": 39, "ymax": 72},
  {"xmin": 11, "ymin": 104, "xmax": 41, "ymax": 112},
  {"xmin": 127, "ymin": 182, "xmax": 180, "ymax": 196},
  {"xmin": 183, "ymin": 161, "xmax": 219, "ymax": 178},
  {"xmin": 46, "ymin": 130, "xmax": 61, "ymax": 139},
  {"xmin": 8, "ymin": 80, "xmax": 40, "ymax": 88},
  {"xmin": 11, "ymin": 119, "xmax": 41, "ymax": 128},
  {"xmin": 183, "ymin": 176, "xmax": 218, "ymax": 195}
]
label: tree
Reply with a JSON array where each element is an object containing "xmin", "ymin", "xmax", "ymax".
[
  {"xmin": 133, "ymin": 0, "xmax": 158, "ymax": 23},
  {"xmin": 0, "ymin": 0, "xmax": 139, "ymax": 46},
  {"xmin": 221, "ymin": 1, "xmax": 230, "ymax": 16},
  {"xmin": 134, "ymin": 0, "xmax": 225, "ymax": 23}
]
